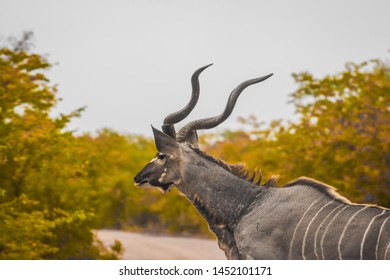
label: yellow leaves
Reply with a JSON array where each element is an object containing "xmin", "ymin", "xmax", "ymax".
[
  {"xmin": 1, "ymin": 32, "xmax": 389, "ymax": 258},
  {"xmin": 0, "ymin": 36, "xmax": 121, "ymax": 259},
  {"xmin": 203, "ymin": 58, "xmax": 390, "ymax": 207},
  {"xmin": 50, "ymin": 208, "xmax": 95, "ymax": 225},
  {"xmin": 0, "ymin": 195, "xmax": 58, "ymax": 259}
]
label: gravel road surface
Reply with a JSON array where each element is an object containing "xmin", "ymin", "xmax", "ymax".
[{"xmin": 97, "ymin": 229, "xmax": 226, "ymax": 260}]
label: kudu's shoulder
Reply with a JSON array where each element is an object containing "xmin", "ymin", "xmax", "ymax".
[
  {"xmin": 281, "ymin": 177, "xmax": 390, "ymax": 212},
  {"xmin": 282, "ymin": 176, "xmax": 352, "ymax": 204}
]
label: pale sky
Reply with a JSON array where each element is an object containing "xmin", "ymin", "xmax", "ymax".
[{"xmin": 1, "ymin": 0, "xmax": 389, "ymax": 137}]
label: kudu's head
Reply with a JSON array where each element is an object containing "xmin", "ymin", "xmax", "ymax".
[{"xmin": 134, "ymin": 64, "xmax": 272, "ymax": 193}]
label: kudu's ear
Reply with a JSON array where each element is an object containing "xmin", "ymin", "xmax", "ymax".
[
  {"xmin": 185, "ymin": 131, "xmax": 199, "ymax": 149},
  {"xmin": 152, "ymin": 126, "xmax": 180, "ymax": 155}
]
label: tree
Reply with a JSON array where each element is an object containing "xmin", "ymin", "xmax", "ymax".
[
  {"xmin": 289, "ymin": 59, "xmax": 390, "ymax": 206},
  {"xmin": 204, "ymin": 58, "xmax": 390, "ymax": 208},
  {"xmin": 0, "ymin": 32, "xmax": 119, "ymax": 259}
]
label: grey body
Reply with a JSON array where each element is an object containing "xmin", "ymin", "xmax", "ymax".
[
  {"xmin": 136, "ymin": 136, "xmax": 390, "ymax": 260},
  {"xmin": 182, "ymin": 146, "xmax": 390, "ymax": 260},
  {"xmin": 236, "ymin": 185, "xmax": 390, "ymax": 260},
  {"xmin": 134, "ymin": 65, "xmax": 390, "ymax": 260}
]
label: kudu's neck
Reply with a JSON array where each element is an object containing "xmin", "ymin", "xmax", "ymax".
[{"xmin": 176, "ymin": 154, "xmax": 265, "ymax": 228}]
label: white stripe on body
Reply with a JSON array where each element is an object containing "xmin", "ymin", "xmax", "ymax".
[
  {"xmin": 337, "ymin": 206, "xmax": 368, "ymax": 260},
  {"xmin": 320, "ymin": 205, "xmax": 349, "ymax": 260},
  {"xmin": 360, "ymin": 209, "xmax": 386, "ymax": 260},
  {"xmin": 376, "ymin": 215, "xmax": 390, "ymax": 259},
  {"xmin": 302, "ymin": 200, "xmax": 334, "ymax": 260},
  {"xmin": 289, "ymin": 199, "xmax": 320, "ymax": 259},
  {"xmin": 314, "ymin": 203, "xmax": 344, "ymax": 259},
  {"xmin": 384, "ymin": 243, "xmax": 390, "ymax": 260}
]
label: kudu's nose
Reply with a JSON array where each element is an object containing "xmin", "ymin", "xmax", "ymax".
[
  {"xmin": 134, "ymin": 174, "xmax": 147, "ymax": 185},
  {"xmin": 134, "ymin": 175, "xmax": 139, "ymax": 183}
]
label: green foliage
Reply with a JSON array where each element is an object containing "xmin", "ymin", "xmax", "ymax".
[
  {"xmin": 204, "ymin": 58, "xmax": 390, "ymax": 207},
  {"xmin": 2, "ymin": 32, "xmax": 388, "ymax": 259},
  {"xmin": 288, "ymin": 60, "xmax": 390, "ymax": 205},
  {"xmin": 0, "ymin": 195, "xmax": 57, "ymax": 259},
  {"xmin": 0, "ymin": 33, "xmax": 118, "ymax": 259}
]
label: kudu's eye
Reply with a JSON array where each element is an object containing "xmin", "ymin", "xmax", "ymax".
[{"xmin": 157, "ymin": 153, "xmax": 166, "ymax": 160}]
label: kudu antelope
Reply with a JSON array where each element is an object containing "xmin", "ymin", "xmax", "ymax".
[{"xmin": 134, "ymin": 64, "xmax": 390, "ymax": 260}]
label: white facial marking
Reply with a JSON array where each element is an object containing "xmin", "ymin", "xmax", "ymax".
[
  {"xmin": 151, "ymin": 153, "xmax": 166, "ymax": 165},
  {"xmin": 149, "ymin": 157, "xmax": 158, "ymax": 163},
  {"xmin": 158, "ymin": 169, "xmax": 167, "ymax": 183}
]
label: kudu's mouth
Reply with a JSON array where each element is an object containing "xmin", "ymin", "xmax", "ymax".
[{"xmin": 134, "ymin": 179, "xmax": 173, "ymax": 193}]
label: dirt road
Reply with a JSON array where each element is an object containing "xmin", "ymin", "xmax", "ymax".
[{"xmin": 96, "ymin": 229, "xmax": 226, "ymax": 260}]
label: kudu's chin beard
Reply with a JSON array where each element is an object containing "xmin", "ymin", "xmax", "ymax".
[{"xmin": 134, "ymin": 181, "xmax": 174, "ymax": 193}]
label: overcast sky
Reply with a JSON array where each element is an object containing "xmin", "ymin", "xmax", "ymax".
[{"xmin": 1, "ymin": 0, "xmax": 389, "ymax": 137}]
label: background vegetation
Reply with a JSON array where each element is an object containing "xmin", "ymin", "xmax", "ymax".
[{"xmin": 1, "ymin": 33, "xmax": 389, "ymax": 259}]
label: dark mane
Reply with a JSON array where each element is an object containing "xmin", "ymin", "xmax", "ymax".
[
  {"xmin": 283, "ymin": 177, "xmax": 351, "ymax": 204},
  {"xmin": 191, "ymin": 147, "xmax": 278, "ymax": 187},
  {"xmin": 191, "ymin": 147, "xmax": 354, "ymax": 204}
]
